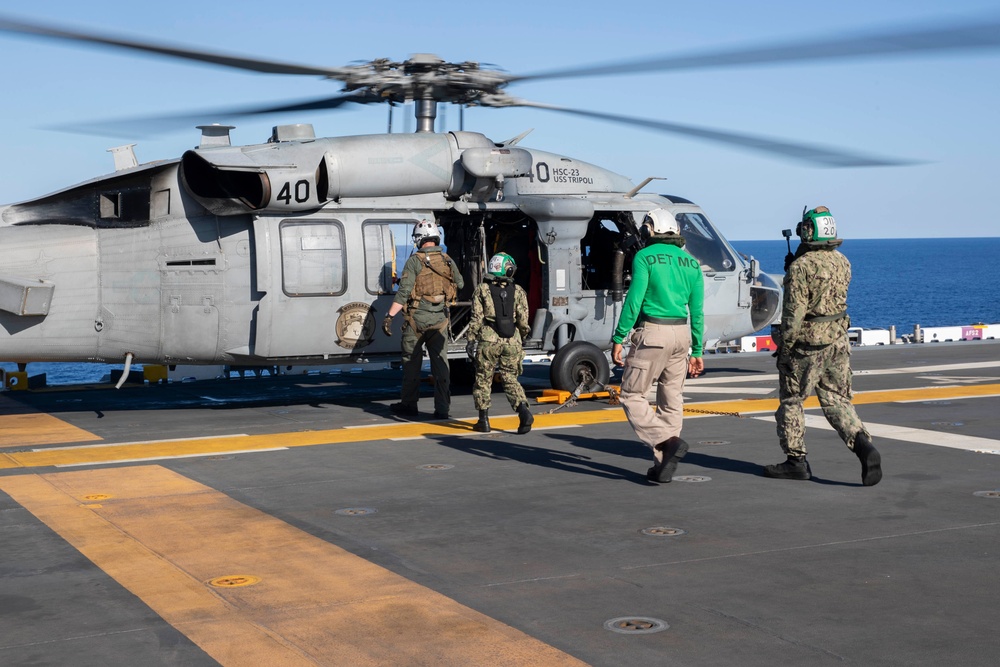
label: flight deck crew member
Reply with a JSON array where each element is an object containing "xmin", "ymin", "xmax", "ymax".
[
  {"xmin": 764, "ymin": 206, "xmax": 882, "ymax": 486},
  {"xmin": 467, "ymin": 252, "xmax": 534, "ymax": 434},
  {"xmin": 382, "ymin": 219, "xmax": 464, "ymax": 419},
  {"xmin": 612, "ymin": 208, "xmax": 705, "ymax": 484}
]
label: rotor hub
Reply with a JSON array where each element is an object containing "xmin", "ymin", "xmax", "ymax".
[{"xmin": 336, "ymin": 55, "xmax": 512, "ymax": 107}]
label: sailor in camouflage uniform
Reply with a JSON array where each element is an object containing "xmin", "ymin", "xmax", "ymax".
[
  {"xmin": 382, "ymin": 219, "xmax": 463, "ymax": 420},
  {"xmin": 765, "ymin": 206, "xmax": 882, "ymax": 486},
  {"xmin": 466, "ymin": 252, "xmax": 534, "ymax": 434}
]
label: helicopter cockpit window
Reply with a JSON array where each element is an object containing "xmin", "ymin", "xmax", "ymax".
[
  {"xmin": 279, "ymin": 220, "xmax": 346, "ymax": 296},
  {"xmin": 674, "ymin": 212, "xmax": 736, "ymax": 272}
]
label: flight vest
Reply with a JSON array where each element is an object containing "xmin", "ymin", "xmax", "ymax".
[
  {"xmin": 406, "ymin": 250, "xmax": 457, "ymax": 333},
  {"xmin": 411, "ymin": 250, "xmax": 457, "ymax": 305},
  {"xmin": 487, "ymin": 280, "xmax": 517, "ymax": 339}
]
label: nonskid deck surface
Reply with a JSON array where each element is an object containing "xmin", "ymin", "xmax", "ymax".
[{"xmin": 1, "ymin": 342, "xmax": 998, "ymax": 666}]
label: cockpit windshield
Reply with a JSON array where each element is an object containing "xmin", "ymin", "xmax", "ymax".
[{"xmin": 675, "ymin": 212, "xmax": 737, "ymax": 272}]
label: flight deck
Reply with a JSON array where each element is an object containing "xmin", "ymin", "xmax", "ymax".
[{"xmin": 1, "ymin": 341, "xmax": 998, "ymax": 666}]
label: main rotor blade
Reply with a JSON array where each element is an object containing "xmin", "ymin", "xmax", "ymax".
[
  {"xmin": 0, "ymin": 15, "xmax": 350, "ymax": 76},
  {"xmin": 53, "ymin": 93, "xmax": 381, "ymax": 137},
  {"xmin": 516, "ymin": 101, "xmax": 915, "ymax": 168},
  {"xmin": 511, "ymin": 16, "xmax": 1000, "ymax": 82}
]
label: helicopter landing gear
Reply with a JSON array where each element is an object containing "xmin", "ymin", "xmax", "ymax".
[{"xmin": 549, "ymin": 341, "xmax": 610, "ymax": 393}]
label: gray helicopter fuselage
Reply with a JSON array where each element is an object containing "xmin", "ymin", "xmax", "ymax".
[{"xmin": 0, "ymin": 127, "xmax": 779, "ymax": 368}]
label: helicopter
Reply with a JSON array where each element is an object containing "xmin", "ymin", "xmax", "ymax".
[{"xmin": 1, "ymin": 15, "xmax": 998, "ymax": 392}]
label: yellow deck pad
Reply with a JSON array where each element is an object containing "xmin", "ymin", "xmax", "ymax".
[
  {"xmin": 0, "ymin": 466, "xmax": 584, "ymax": 666},
  {"xmin": 0, "ymin": 396, "xmax": 102, "ymax": 448},
  {"xmin": 2, "ymin": 383, "xmax": 999, "ymax": 471}
]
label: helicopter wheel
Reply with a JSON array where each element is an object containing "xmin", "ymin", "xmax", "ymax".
[{"xmin": 549, "ymin": 341, "xmax": 610, "ymax": 393}]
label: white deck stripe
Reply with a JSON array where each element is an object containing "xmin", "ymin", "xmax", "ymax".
[
  {"xmin": 752, "ymin": 414, "xmax": 1000, "ymax": 454},
  {"xmin": 35, "ymin": 433, "xmax": 250, "ymax": 452},
  {"xmin": 683, "ymin": 386, "xmax": 775, "ymax": 395},
  {"xmin": 55, "ymin": 447, "xmax": 289, "ymax": 467},
  {"xmin": 686, "ymin": 359, "xmax": 1000, "ymax": 386}
]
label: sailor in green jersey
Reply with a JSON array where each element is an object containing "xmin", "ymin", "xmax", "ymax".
[{"xmin": 611, "ymin": 208, "xmax": 705, "ymax": 484}]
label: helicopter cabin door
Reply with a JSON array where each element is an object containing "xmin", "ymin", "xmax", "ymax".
[{"xmin": 251, "ymin": 214, "xmax": 399, "ymax": 359}]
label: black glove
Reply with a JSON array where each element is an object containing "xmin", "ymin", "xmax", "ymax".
[
  {"xmin": 775, "ymin": 345, "xmax": 794, "ymax": 371},
  {"xmin": 382, "ymin": 315, "xmax": 394, "ymax": 337},
  {"xmin": 466, "ymin": 339, "xmax": 478, "ymax": 359}
]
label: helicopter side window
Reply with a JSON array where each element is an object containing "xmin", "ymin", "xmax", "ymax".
[
  {"xmin": 279, "ymin": 220, "xmax": 346, "ymax": 296},
  {"xmin": 675, "ymin": 212, "xmax": 736, "ymax": 272},
  {"xmin": 362, "ymin": 222, "xmax": 398, "ymax": 295},
  {"xmin": 581, "ymin": 215, "xmax": 626, "ymax": 290}
]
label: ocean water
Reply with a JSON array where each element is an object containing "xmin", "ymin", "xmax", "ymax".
[
  {"xmin": 3, "ymin": 238, "xmax": 998, "ymax": 385},
  {"xmin": 732, "ymin": 237, "xmax": 1000, "ymax": 332}
]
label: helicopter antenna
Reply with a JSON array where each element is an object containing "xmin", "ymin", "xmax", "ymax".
[
  {"xmin": 500, "ymin": 129, "xmax": 534, "ymax": 147},
  {"xmin": 624, "ymin": 177, "xmax": 667, "ymax": 199}
]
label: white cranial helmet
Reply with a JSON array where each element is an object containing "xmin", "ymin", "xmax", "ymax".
[
  {"xmin": 643, "ymin": 208, "xmax": 680, "ymax": 235},
  {"xmin": 412, "ymin": 219, "xmax": 440, "ymax": 246}
]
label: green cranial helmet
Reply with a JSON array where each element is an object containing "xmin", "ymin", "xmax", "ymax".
[
  {"xmin": 487, "ymin": 252, "xmax": 516, "ymax": 279},
  {"xmin": 798, "ymin": 206, "xmax": 837, "ymax": 244}
]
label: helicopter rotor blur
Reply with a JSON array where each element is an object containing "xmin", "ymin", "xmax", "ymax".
[{"xmin": 4, "ymin": 13, "xmax": 1000, "ymax": 163}]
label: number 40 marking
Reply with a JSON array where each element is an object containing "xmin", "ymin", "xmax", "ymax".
[{"xmin": 277, "ymin": 180, "xmax": 310, "ymax": 204}]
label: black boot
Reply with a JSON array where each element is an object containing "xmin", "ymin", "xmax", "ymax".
[
  {"xmin": 853, "ymin": 432, "xmax": 882, "ymax": 486},
  {"xmin": 652, "ymin": 437, "xmax": 689, "ymax": 483},
  {"xmin": 389, "ymin": 402, "xmax": 418, "ymax": 417},
  {"xmin": 763, "ymin": 456, "xmax": 811, "ymax": 480},
  {"xmin": 516, "ymin": 402, "xmax": 534, "ymax": 434},
  {"xmin": 473, "ymin": 409, "xmax": 491, "ymax": 433}
]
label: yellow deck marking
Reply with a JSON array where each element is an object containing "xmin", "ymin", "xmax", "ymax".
[
  {"xmin": 0, "ymin": 411, "xmax": 624, "ymax": 470},
  {"xmin": 2, "ymin": 383, "xmax": 999, "ymax": 471},
  {"xmin": 0, "ymin": 466, "xmax": 584, "ymax": 667},
  {"xmin": 0, "ymin": 396, "xmax": 102, "ymax": 448}
]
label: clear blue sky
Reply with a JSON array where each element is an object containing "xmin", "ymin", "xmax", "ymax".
[{"xmin": 0, "ymin": 0, "xmax": 997, "ymax": 240}]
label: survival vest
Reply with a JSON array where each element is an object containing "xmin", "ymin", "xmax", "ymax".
[{"xmin": 487, "ymin": 280, "xmax": 517, "ymax": 339}]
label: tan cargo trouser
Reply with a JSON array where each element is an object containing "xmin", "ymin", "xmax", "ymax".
[{"xmin": 619, "ymin": 323, "xmax": 692, "ymax": 456}]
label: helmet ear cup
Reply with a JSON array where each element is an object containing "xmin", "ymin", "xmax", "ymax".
[
  {"xmin": 639, "ymin": 218, "xmax": 653, "ymax": 241},
  {"xmin": 796, "ymin": 220, "xmax": 813, "ymax": 243}
]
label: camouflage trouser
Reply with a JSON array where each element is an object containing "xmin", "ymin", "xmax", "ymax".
[
  {"xmin": 775, "ymin": 337, "xmax": 866, "ymax": 458},
  {"xmin": 400, "ymin": 322, "xmax": 450, "ymax": 415},
  {"xmin": 472, "ymin": 337, "xmax": 527, "ymax": 411}
]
